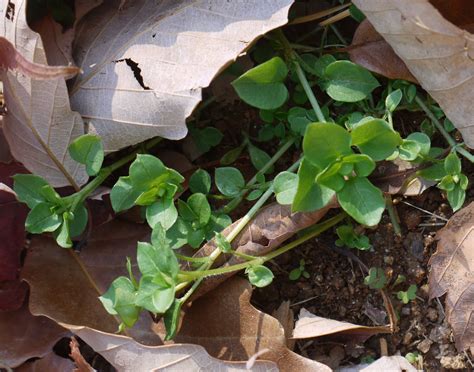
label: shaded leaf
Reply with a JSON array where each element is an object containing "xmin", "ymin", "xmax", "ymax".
[
  {"xmin": 428, "ymin": 202, "xmax": 474, "ymax": 353},
  {"xmin": 339, "ymin": 356, "xmax": 416, "ymax": 372},
  {"xmin": 174, "ymin": 277, "xmax": 330, "ymax": 371},
  {"xmin": 70, "ymin": 0, "xmax": 293, "ymax": 151},
  {"xmin": 16, "ymin": 351, "xmax": 75, "ymax": 372},
  {"xmin": 0, "ymin": 303, "xmax": 69, "ymax": 368},
  {"xmin": 70, "ymin": 325, "xmax": 277, "ymax": 371},
  {"xmin": 353, "ymin": 0, "xmax": 474, "ymax": 148},
  {"xmin": 292, "ymin": 308, "xmax": 390, "ymax": 341},
  {"xmin": 1, "ymin": 1, "xmax": 87, "ymax": 187}
]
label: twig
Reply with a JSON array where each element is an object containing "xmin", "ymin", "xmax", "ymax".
[
  {"xmin": 289, "ymin": 3, "xmax": 350, "ymax": 25},
  {"xmin": 290, "ymin": 295, "xmax": 320, "ymax": 308},
  {"xmin": 400, "ymin": 201, "xmax": 449, "ymax": 222},
  {"xmin": 385, "ymin": 195, "xmax": 402, "ymax": 237}
]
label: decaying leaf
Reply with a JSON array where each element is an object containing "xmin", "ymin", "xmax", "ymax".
[
  {"xmin": 70, "ymin": 0, "xmax": 293, "ymax": 152},
  {"xmin": 173, "ymin": 277, "xmax": 331, "ymax": 371},
  {"xmin": 21, "ymin": 219, "xmax": 161, "ymax": 345},
  {"xmin": 0, "ymin": 0, "xmax": 87, "ymax": 187},
  {"xmin": 191, "ymin": 201, "xmax": 335, "ymax": 300},
  {"xmin": 353, "ymin": 0, "xmax": 474, "ymax": 148},
  {"xmin": 16, "ymin": 352, "xmax": 75, "ymax": 372},
  {"xmin": 339, "ymin": 356, "xmax": 416, "ymax": 372},
  {"xmin": 428, "ymin": 202, "xmax": 474, "ymax": 353},
  {"xmin": 0, "ymin": 303, "xmax": 70, "ymax": 368},
  {"xmin": 70, "ymin": 325, "xmax": 277, "ymax": 371},
  {"xmin": 292, "ymin": 308, "xmax": 391, "ymax": 341},
  {"xmin": 348, "ymin": 19, "xmax": 417, "ymax": 83},
  {"xmin": 0, "ymin": 162, "xmax": 28, "ymax": 310}
]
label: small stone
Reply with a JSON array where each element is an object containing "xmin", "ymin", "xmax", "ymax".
[
  {"xmin": 315, "ymin": 274, "xmax": 324, "ymax": 283},
  {"xmin": 417, "ymin": 339, "xmax": 433, "ymax": 354},
  {"xmin": 334, "ymin": 277, "xmax": 345, "ymax": 290},
  {"xmin": 401, "ymin": 306, "xmax": 411, "ymax": 316},
  {"xmin": 419, "ymin": 284, "xmax": 430, "ymax": 299},
  {"xmin": 383, "ymin": 256, "xmax": 394, "ymax": 265},
  {"xmin": 440, "ymin": 355, "xmax": 467, "ymax": 369},
  {"xmin": 403, "ymin": 332, "xmax": 413, "ymax": 345},
  {"xmin": 426, "ymin": 307, "xmax": 438, "ymax": 322},
  {"xmin": 414, "ymin": 267, "xmax": 426, "ymax": 283}
]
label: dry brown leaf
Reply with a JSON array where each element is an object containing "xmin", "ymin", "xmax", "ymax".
[
  {"xmin": 173, "ymin": 277, "xmax": 331, "ymax": 371},
  {"xmin": 0, "ymin": 118, "xmax": 13, "ymax": 163},
  {"xmin": 292, "ymin": 308, "xmax": 391, "ymax": 341},
  {"xmin": 16, "ymin": 352, "xmax": 75, "ymax": 372},
  {"xmin": 1, "ymin": 0, "xmax": 87, "ymax": 187},
  {"xmin": 69, "ymin": 0, "xmax": 293, "ymax": 152},
  {"xmin": 353, "ymin": 0, "xmax": 474, "ymax": 148},
  {"xmin": 339, "ymin": 356, "xmax": 416, "ymax": 372},
  {"xmin": 0, "ymin": 303, "xmax": 70, "ymax": 368},
  {"xmin": 371, "ymin": 159, "xmax": 436, "ymax": 196},
  {"xmin": 428, "ymin": 202, "xmax": 474, "ymax": 353},
  {"xmin": 70, "ymin": 325, "xmax": 277, "ymax": 371},
  {"xmin": 348, "ymin": 19, "xmax": 417, "ymax": 83},
  {"xmin": 21, "ymin": 219, "xmax": 161, "ymax": 345},
  {"xmin": 190, "ymin": 201, "xmax": 335, "ymax": 300}
]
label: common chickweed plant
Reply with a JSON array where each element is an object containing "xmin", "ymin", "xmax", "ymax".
[{"xmin": 14, "ymin": 30, "xmax": 470, "ymax": 338}]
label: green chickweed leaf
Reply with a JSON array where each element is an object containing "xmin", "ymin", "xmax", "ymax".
[
  {"xmin": 399, "ymin": 139, "xmax": 421, "ymax": 161},
  {"xmin": 220, "ymin": 144, "xmax": 245, "ymax": 165},
  {"xmin": 397, "ymin": 284, "xmax": 417, "ymax": 304},
  {"xmin": 313, "ymin": 55, "xmax": 336, "ymax": 77},
  {"xmin": 444, "ymin": 153, "xmax": 461, "ymax": 175},
  {"xmin": 405, "ymin": 352, "xmax": 421, "ymax": 364},
  {"xmin": 385, "ymin": 89, "xmax": 402, "ymax": 112},
  {"xmin": 246, "ymin": 265, "xmax": 274, "ymax": 288},
  {"xmin": 364, "ymin": 267, "xmax": 387, "ymax": 289},
  {"xmin": 215, "ymin": 232, "xmax": 232, "ymax": 253},
  {"xmin": 68, "ymin": 134, "xmax": 104, "ymax": 176},
  {"xmin": 274, "ymin": 171, "xmax": 298, "ymax": 205},
  {"xmin": 248, "ymin": 143, "xmax": 274, "ymax": 173},
  {"xmin": 289, "ymin": 259, "xmax": 308, "ymax": 281},
  {"xmin": 189, "ymin": 169, "xmax": 211, "ymax": 194},
  {"xmin": 135, "ymin": 274, "xmax": 176, "ymax": 314},
  {"xmin": 322, "ymin": 60, "xmax": 380, "ymax": 102},
  {"xmin": 25, "ymin": 203, "xmax": 61, "ymax": 234},
  {"xmin": 232, "ymin": 56, "xmax": 289, "ymax": 110},
  {"xmin": 437, "ymin": 153, "xmax": 467, "ymax": 211},
  {"xmin": 335, "ymin": 225, "xmax": 370, "ymax": 250},
  {"xmin": 164, "ymin": 299, "xmax": 182, "ymax": 340},
  {"xmin": 13, "ymin": 174, "xmax": 59, "ymax": 209},
  {"xmin": 190, "ymin": 127, "xmax": 223, "ymax": 154},
  {"xmin": 215, "ymin": 167, "xmax": 245, "ymax": 197},
  {"xmin": 146, "ymin": 198, "xmax": 178, "ymax": 230}
]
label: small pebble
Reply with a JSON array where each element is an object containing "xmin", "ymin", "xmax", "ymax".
[
  {"xmin": 417, "ymin": 338, "xmax": 433, "ymax": 354},
  {"xmin": 403, "ymin": 331, "xmax": 413, "ymax": 345},
  {"xmin": 315, "ymin": 274, "xmax": 324, "ymax": 283},
  {"xmin": 383, "ymin": 256, "xmax": 394, "ymax": 265},
  {"xmin": 401, "ymin": 306, "xmax": 411, "ymax": 316},
  {"xmin": 440, "ymin": 355, "xmax": 467, "ymax": 369}
]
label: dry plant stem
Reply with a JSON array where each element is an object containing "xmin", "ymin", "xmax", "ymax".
[
  {"xmin": 385, "ymin": 195, "xmax": 402, "ymax": 237},
  {"xmin": 319, "ymin": 9, "xmax": 350, "ymax": 27},
  {"xmin": 415, "ymin": 96, "xmax": 474, "ymax": 162},
  {"xmin": 289, "ymin": 3, "xmax": 350, "ymax": 25}
]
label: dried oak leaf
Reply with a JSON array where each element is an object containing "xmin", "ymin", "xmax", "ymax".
[
  {"xmin": 0, "ymin": 303, "xmax": 70, "ymax": 369},
  {"xmin": 16, "ymin": 352, "xmax": 75, "ymax": 372},
  {"xmin": 292, "ymin": 308, "xmax": 391, "ymax": 341},
  {"xmin": 348, "ymin": 19, "xmax": 417, "ymax": 83},
  {"xmin": 353, "ymin": 0, "xmax": 474, "ymax": 148},
  {"xmin": 1, "ymin": 1, "xmax": 87, "ymax": 187},
  {"xmin": 0, "ymin": 162, "xmax": 28, "ymax": 311},
  {"xmin": 429, "ymin": 202, "xmax": 474, "ymax": 353},
  {"xmin": 172, "ymin": 277, "xmax": 331, "ymax": 371},
  {"xmin": 21, "ymin": 219, "xmax": 161, "ymax": 345},
  {"xmin": 70, "ymin": 325, "xmax": 277, "ymax": 371},
  {"xmin": 69, "ymin": 0, "xmax": 293, "ymax": 152},
  {"xmin": 190, "ymin": 201, "xmax": 335, "ymax": 300}
]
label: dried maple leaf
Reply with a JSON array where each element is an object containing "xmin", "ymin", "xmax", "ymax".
[
  {"xmin": 429, "ymin": 202, "xmax": 474, "ymax": 353},
  {"xmin": 70, "ymin": 324, "xmax": 277, "ymax": 371},
  {"xmin": 353, "ymin": 0, "xmax": 474, "ymax": 148},
  {"xmin": 172, "ymin": 277, "xmax": 331, "ymax": 371},
  {"xmin": 69, "ymin": 0, "xmax": 294, "ymax": 151}
]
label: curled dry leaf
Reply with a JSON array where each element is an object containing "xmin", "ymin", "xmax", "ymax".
[
  {"xmin": 21, "ymin": 219, "xmax": 161, "ymax": 345},
  {"xmin": 339, "ymin": 356, "xmax": 416, "ymax": 372},
  {"xmin": 70, "ymin": 0, "xmax": 293, "ymax": 151},
  {"xmin": 0, "ymin": 303, "xmax": 70, "ymax": 368},
  {"xmin": 348, "ymin": 19, "xmax": 417, "ymax": 83},
  {"xmin": 172, "ymin": 277, "xmax": 331, "ymax": 371},
  {"xmin": 353, "ymin": 0, "xmax": 474, "ymax": 148},
  {"xmin": 428, "ymin": 202, "xmax": 474, "ymax": 353},
  {"xmin": 1, "ymin": 0, "xmax": 87, "ymax": 187},
  {"xmin": 70, "ymin": 325, "xmax": 277, "ymax": 372},
  {"xmin": 190, "ymin": 201, "xmax": 335, "ymax": 300},
  {"xmin": 292, "ymin": 308, "xmax": 391, "ymax": 342},
  {"xmin": 16, "ymin": 352, "xmax": 75, "ymax": 372}
]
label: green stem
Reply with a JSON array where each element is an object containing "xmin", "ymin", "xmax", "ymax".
[
  {"xmin": 175, "ymin": 253, "xmax": 210, "ymax": 264},
  {"xmin": 220, "ymin": 136, "xmax": 296, "ymax": 214},
  {"xmin": 415, "ymin": 96, "xmax": 473, "ymax": 162},
  {"xmin": 180, "ymin": 213, "xmax": 346, "ymax": 279},
  {"xmin": 329, "ymin": 24, "xmax": 347, "ymax": 46}
]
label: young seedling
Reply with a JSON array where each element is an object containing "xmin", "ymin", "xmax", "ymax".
[
  {"xmin": 364, "ymin": 267, "xmax": 387, "ymax": 290},
  {"xmin": 289, "ymin": 259, "xmax": 310, "ymax": 281},
  {"xmin": 335, "ymin": 224, "xmax": 370, "ymax": 250},
  {"xmin": 397, "ymin": 284, "xmax": 417, "ymax": 304}
]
